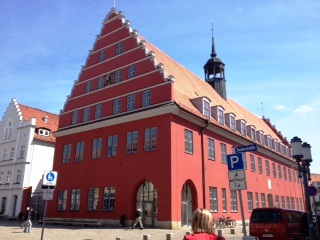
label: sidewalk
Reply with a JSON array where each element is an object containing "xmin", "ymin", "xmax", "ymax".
[{"xmin": 0, "ymin": 219, "xmax": 244, "ymax": 240}]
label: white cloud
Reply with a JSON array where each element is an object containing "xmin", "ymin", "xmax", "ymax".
[
  {"xmin": 293, "ymin": 105, "xmax": 313, "ymax": 114},
  {"xmin": 274, "ymin": 104, "xmax": 288, "ymax": 110}
]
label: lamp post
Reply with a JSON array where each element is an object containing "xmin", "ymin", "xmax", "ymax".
[{"xmin": 290, "ymin": 136, "xmax": 316, "ymax": 240}]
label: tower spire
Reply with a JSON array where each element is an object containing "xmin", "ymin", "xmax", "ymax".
[
  {"xmin": 203, "ymin": 22, "xmax": 227, "ymax": 100},
  {"xmin": 211, "ymin": 20, "xmax": 216, "ymax": 58}
]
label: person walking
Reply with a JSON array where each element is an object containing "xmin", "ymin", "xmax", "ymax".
[
  {"xmin": 130, "ymin": 206, "xmax": 143, "ymax": 230},
  {"xmin": 184, "ymin": 208, "xmax": 225, "ymax": 240},
  {"xmin": 23, "ymin": 207, "xmax": 33, "ymax": 233}
]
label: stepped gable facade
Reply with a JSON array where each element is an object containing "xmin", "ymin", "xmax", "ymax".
[
  {"xmin": 0, "ymin": 99, "xmax": 58, "ymax": 219},
  {"xmin": 48, "ymin": 8, "xmax": 304, "ymax": 229}
]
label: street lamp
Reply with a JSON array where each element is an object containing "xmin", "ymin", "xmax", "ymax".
[{"xmin": 290, "ymin": 136, "xmax": 316, "ymax": 240}]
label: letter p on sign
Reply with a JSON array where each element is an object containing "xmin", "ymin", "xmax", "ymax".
[{"xmin": 227, "ymin": 153, "xmax": 244, "ymax": 171}]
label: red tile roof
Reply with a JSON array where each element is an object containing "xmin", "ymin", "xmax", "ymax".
[
  {"xmin": 142, "ymin": 39, "xmax": 284, "ymax": 144},
  {"xmin": 18, "ymin": 104, "xmax": 59, "ymax": 143}
]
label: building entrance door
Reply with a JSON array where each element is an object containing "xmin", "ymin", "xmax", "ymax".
[
  {"xmin": 136, "ymin": 181, "xmax": 158, "ymax": 227},
  {"xmin": 267, "ymin": 193, "xmax": 274, "ymax": 207},
  {"xmin": 181, "ymin": 183, "xmax": 192, "ymax": 227},
  {"xmin": 12, "ymin": 195, "xmax": 17, "ymax": 216}
]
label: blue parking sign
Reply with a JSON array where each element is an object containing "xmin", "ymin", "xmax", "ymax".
[{"xmin": 227, "ymin": 153, "xmax": 244, "ymax": 171}]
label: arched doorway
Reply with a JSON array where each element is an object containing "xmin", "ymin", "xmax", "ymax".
[
  {"xmin": 136, "ymin": 181, "xmax": 158, "ymax": 227},
  {"xmin": 181, "ymin": 182, "xmax": 193, "ymax": 227}
]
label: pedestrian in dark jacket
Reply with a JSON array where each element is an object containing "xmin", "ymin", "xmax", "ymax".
[
  {"xmin": 22, "ymin": 207, "xmax": 33, "ymax": 233},
  {"xmin": 130, "ymin": 206, "xmax": 143, "ymax": 230}
]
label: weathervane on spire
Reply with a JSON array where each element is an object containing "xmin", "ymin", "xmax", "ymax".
[{"xmin": 211, "ymin": 20, "xmax": 214, "ymax": 37}]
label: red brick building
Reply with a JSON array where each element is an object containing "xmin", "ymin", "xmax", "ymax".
[{"xmin": 46, "ymin": 8, "xmax": 304, "ymax": 229}]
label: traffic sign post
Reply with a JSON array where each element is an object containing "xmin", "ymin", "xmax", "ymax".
[
  {"xmin": 230, "ymin": 179, "xmax": 247, "ymax": 190},
  {"xmin": 309, "ymin": 185, "xmax": 318, "ymax": 197},
  {"xmin": 41, "ymin": 171, "xmax": 58, "ymax": 240},
  {"xmin": 227, "ymin": 144, "xmax": 259, "ymax": 237},
  {"xmin": 228, "ymin": 170, "xmax": 245, "ymax": 181},
  {"xmin": 227, "ymin": 153, "xmax": 244, "ymax": 171},
  {"xmin": 235, "ymin": 144, "xmax": 258, "ymax": 153}
]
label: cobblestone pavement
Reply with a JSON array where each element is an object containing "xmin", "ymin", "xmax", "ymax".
[{"xmin": 0, "ymin": 220, "xmax": 244, "ymax": 240}]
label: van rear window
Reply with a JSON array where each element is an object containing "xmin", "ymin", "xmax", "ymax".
[{"xmin": 251, "ymin": 209, "xmax": 283, "ymax": 223}]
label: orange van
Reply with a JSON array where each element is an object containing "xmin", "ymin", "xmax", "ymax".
[{"xmin": 249, "ymin": 207, "xmax": 307, "ymax": 240}]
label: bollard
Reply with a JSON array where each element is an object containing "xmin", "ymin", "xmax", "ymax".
[
  {"xmin": 185, "ymin": 231, "xmax": 191, "ymax": 235},
  {"xmin": 166, "ymin": 233, "xmax": 174, "ymax": 240},
  {"xmin": 116, "ymin": 237, "xmax": 124, "ymax": 240},
  {"xmin": 217, "ymin": 229, "xmax": 222, "ymax": 236},
  {"xmin": 143, "ymin": 234, "xmax": 151, "ymax": 240},
  {"xmin": 230, "ymin": 228, "xmax": 235, "ymax": 234}
]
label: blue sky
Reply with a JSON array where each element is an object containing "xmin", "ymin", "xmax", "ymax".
[{"xmin": 1, "ymin": 0, "xmax": 319, "ymax": 173}]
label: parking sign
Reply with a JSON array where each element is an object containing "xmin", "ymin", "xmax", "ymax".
[{"xmin": 227, "ymin": 153, "xmax": 244, "ymax": 171}]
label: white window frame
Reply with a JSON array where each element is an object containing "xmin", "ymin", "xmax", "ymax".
[
  {"xmin": 144, "ymin": 127, "xmax": 157, "ymax": 151},
  {"xmin": 99, "ymin": 49, "xmax": 106, "ymax": 62},
  {"xmin": 128, "ymin": 65, "xmax": 136, "ymax": 78},
  {"xmin": 72, "ymin": 110, "xmax": 78, "ymax": 125},
  {"xmin": 203, "ymin": 100, "xmax": 210, "ymax": 118},
  {"xmin": 127, "ymin": 94, "xmax": 136, "ymax": 111},
  {"xmin": 115, "ymin": 70, "xmax": 122, "ymax": 83},
  {"xmin": 217, "ymin": 107, "xmax": 224, "ymax": 125},
  {"xmin": 208, "ymin": 138, "xmax": 215, "ymax": 160},
  {"xmin": 83, "ymin": 107, "xmax": 90, "ymax": 122},
  {"xmin": 230, "ymin": 115, "xmax": 236, "ymax": 131},
  {"xmin": 95, "ymin": 104, "xmax": 103, "ymax": 119},
  {"xmin": 75, "ymin": 141, "xmax": 85, "ymax": 162},
  {"xmin": 142, "ymin": 90, "xmax": 151, "ymax": 107},
  {"xmin": 209, "ymin": 187, "xmax": 218, "ymax": 212},
  {"xmin": 184, "ymin": 130, "xmax": 193, "ymax": 154},
  {"xmin": 107, "ymin": 135, "xmax": 118, "ymax": 157},
  {"xmin": 116, "ymin": 42, "xmax": 124, "ymax": 55},
  {"xmin": 85, "ymin": 81, "xmax": 92, "ymax": 93},
  {"xmin": 241, "ymin": 121, "xmax": 246, "ymax": 136},
  {"xmin": 113, "ymin": 99, "xmax": 121, "ymax": 114}
]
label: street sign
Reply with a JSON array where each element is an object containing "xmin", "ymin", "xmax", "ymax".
[
  {"xmin": 230, "ymin": 179, "xmax": 247, "ymax": 190},
  {"xmin": 43, "ymin": 189, "xmax": 54, "ymax": 200},
  {"xmin": 309, "ymin": 185, "xmax": 318, "ymax": 197},
  {"xmin": 42, "ymin": 171, "xmax": 58, "ymax": 186},
  {"xmin": 235, "ymin": 144, "xmax": 258, "ymax": 153},
  {"xmin": 228, "ymin": 170, "xmax": 246, "ymax": 181},
  {"xmin": 227, "ymin": 153, "xmax": 244, "ymax": 171}
]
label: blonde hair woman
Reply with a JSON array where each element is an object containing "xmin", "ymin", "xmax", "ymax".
[{"xmin": 184, "ymin": 208, "xmax": 225, "ymax": 240}]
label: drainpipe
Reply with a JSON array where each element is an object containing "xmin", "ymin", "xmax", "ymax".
[{"xmin": 201, "ymin": 119, "xmax": 210, "ymax": 208}]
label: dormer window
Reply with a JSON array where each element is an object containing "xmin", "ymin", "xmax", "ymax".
[
  {"xmin": 247, "ymin": 126, "xmax": 256, "ymax": 141},
  {"xmin": 203, "ymin": 99, "xmax": 211, "ymax": 118},
  {"xmin": 225, "ymin": 113, "xmax": 236, "ymax": 131},
  {"xmin": 257, "ymin": 131, "xmax": 265, "ymax": 145},
  {"xmin": 265, "ymin": 135, "xmax": 272, "ymax": 148},
  {"xmin": 274, "ymin": 140, "xmax": 279, "ymax": 152},
  {"xmin": 190, "ymin": 97, "xmax": 211, "ymax": 118},
  {"xmin": 217, "ymin": 107, "xmax": 225, "ymax": 125},
  {"xmin": 230, "ymin": 114, "xmax": 236, "ymax": 131},
  {"xmin": 38, "ymin": 129, "xmax": 50, "ymax": 137},
  {"xmin": 236, "ymin": 120, "xmax": 247, "ymax": 136},
  {"xmin": 279, "ymin": 143, "xmax": 285, "ymax": 154}
]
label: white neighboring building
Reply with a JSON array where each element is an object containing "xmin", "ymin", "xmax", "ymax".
[{"xmin": 0, "ymin": 99, "xmax": 58, "ymax": 219}]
